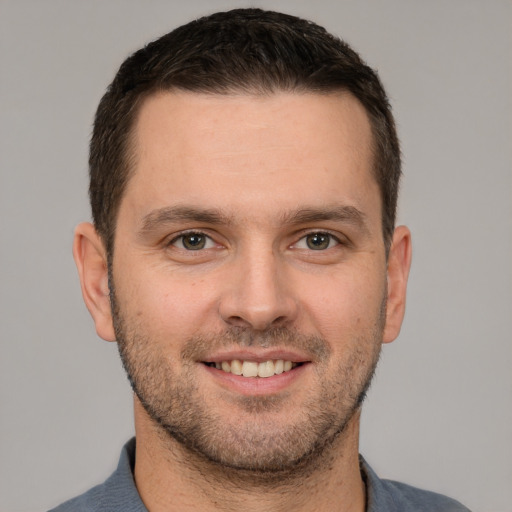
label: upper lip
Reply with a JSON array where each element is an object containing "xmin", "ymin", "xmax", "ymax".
[{"xmin": 201, "ymin": 348, "xmax": 312, "ymax": 364}]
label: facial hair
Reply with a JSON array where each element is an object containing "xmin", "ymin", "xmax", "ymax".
[{"xmin": 111, "ymin": 286, "xmax": 384, "ymax": 476}]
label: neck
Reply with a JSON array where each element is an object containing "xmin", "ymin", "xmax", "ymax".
[{"xmin": 133, "ymin": 398, "xmax": 366, "ymax": 512}]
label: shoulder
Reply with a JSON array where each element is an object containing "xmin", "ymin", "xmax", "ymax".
[
  {"xmin": 47, "ymin": 439, "xmax": 146, "ymax": 512},
  {"xmin": 380, "ymin": 478, "xmax": 472, "ymax": 512},
  {"xmin": 361, "ymin": 456, "xmax": 471, "ymax": 512},
  {"xmin": 48, "ymin": 481, "xmax": 108, "ymax": 512}
]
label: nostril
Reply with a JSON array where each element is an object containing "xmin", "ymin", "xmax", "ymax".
[
  {"xmin": 227, "ymin": 315, "xmax": 250, "ymax": 328},
  {"xmin": 219, "ymin": 292, "xmax": 298, "ymax": 331},
  {"xmin": 226, "ymin": 314, "xmax": 288, "ymax": 331}
]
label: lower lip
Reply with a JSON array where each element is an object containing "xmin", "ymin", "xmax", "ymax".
[{"xmin": 201, "ymin": 363, "xmax": 310, "ymax": 396}]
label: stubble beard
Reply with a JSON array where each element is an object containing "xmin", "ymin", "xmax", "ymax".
[{"xmin": 111, "ymin": 288, "xmax": 384, "ymax": 479}]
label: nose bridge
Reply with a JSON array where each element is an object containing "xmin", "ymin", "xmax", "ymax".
[{"xmin": 219, "ymin": 240, "xmax": 297, "ymax": 330}]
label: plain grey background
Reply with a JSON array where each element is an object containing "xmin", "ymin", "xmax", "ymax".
[{"xmin": 1, "ymin": 1, "xmax": 511, "ymax": 511}]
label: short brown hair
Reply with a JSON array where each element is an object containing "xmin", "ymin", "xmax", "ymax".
[{"xmin": 90, "ymin": 8, "xmax": 401, "ymax": 257}]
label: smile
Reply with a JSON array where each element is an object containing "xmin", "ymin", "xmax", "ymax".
[{"xmin": 204, "ymin": 359, "xmax": 301, "ymax": 378}]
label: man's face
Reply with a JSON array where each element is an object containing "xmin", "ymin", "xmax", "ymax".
[{"xmin": 105, "ymin": 91, "xmax": 400, "ymax": 471}]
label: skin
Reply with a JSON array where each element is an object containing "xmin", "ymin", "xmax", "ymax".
[{"xmin": 73, "ymin": 91, "xmax": 412, "ymax": 512}]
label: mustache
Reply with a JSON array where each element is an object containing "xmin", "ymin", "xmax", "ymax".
[{"xmin": 181, "ymin": 326, "xmax": 331, "ymax": 362}]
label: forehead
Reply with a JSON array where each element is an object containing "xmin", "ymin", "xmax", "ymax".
[{"xmin": 122, "ymin": 90, "xmax": 379, "ymax": 225}]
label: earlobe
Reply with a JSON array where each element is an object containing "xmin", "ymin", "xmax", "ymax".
[
  {"xmin": 73, "ymin": 222, "xmax": 116, "ymax": 342},
  {"xmin": 382, "ymin": 225, "xmax": 412, "ymax": 344}
]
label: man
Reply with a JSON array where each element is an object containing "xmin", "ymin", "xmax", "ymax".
[{"xmin": 52, "ymin": 8, "xmax": 469, "ymax": 512}]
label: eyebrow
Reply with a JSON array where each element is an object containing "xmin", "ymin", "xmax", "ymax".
[
  {"xmin": 140, "ymin": 206, "xmax": 234, "ymax": 235},
  {"xmin": 138, "ymin": 204, "xmax": 369, "ymax": 237},
  {"xmin": 281, "ymin": 205, "xmax": 368, "ymax": 232}
]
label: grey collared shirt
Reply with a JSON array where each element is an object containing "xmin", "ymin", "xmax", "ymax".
[{"xmin": 49, "ymin": 438, "xmax": 470, "ymax": 511}]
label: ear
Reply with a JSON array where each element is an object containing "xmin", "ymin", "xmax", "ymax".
[
  {"xmin": 73, "ymin": 222, "xmax": 116, "ymax": 342},
  {"xmin": 382, "ymin": 225, "xmax": 412, "ymax": 343}
]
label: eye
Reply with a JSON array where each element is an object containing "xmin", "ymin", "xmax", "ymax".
[
  {"xmin": 295, "ymin": 232, "xmax": 339, "ymax": 251},
  {"xmin": 170, "ymin": 232, "xmax": 216, "ymax": 251}
]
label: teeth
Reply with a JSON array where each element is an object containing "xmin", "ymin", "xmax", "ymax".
[
  {"xmin": 209, "ymin": 359, "xmax": 298, "ymax": 378},
  {"xmin": 242, "ymin": 361, "xmax": 258, "ymax": 377},
  {"xmin": 258, "ymin": 360, "xmax": 275, "ymax": 378},
  {"xmin": 230, "ymin": 359, "xmax": 243, "ymax": 375}
]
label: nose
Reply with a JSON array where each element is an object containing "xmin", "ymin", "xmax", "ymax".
[{"xmin": 218, "ymin": 248, "xmax": 298, "ymax": 331}]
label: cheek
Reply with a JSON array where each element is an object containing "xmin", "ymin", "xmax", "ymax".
[
  {"xmin": 158, "ymin": 282, "xmax": 215, "ymax": 331},
  {"xmin": 114, "ymin": 261, "xmax": 219, "ymax": 338},
  {"xmin": 297, "ymin": 265, "xmax": 386, "ymax": 339}
]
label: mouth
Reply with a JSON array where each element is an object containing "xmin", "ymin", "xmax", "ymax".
[{"xmin": 203, "ymin": 359, "xmax": 304, "ymax": 378}]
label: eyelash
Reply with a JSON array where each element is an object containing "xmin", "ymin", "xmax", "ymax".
[
  {"xmin": 168, "ymin": 231, "xmax": 216, "ymax": 251},
  {"xmin": 293, "ymin": 231, "xmax": 342, "ymax": 251},
  {"xmin": 168, "ymin": 230, "xmax": 344, "ymax": 251}
]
